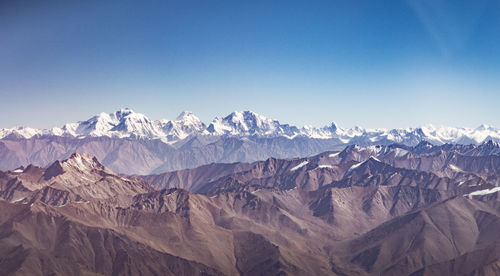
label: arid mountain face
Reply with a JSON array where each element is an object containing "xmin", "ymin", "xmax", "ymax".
[
  {"xmin": 140, "ymin": 141, "xmax": 500, "ymax": 193},
  {"xmin": 0, "ymin": 135, "xmax": 347, "ymax": 175},
  {"xmin": 2, "ymin": 143, "xmax": 500, "ymax": 275}
]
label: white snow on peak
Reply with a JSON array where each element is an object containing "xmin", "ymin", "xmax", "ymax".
[
  {"xmin": 205, "ymin": 110, "xmax": 298, "ymax": 137},
  {"xmin": 0, "ymin": 126, "xmax": 44, "ymax": 139},
  {"xmin": 419, "ymin": 124, "xmax": 500, "ymax": 145},
  {"xmin": 1, "ymin": 109, "xmax": 500, "ymax": 146},
  {"xmin": 176, "ymin": 111, "xmax": 199, "ymax": 122},
  {"xmin": 344, "ymin": 156, "xmax": 381, "ymax": 176},
  {"xmin": 0, "ymin": 109, "xmax": 205, "ymax": 142},
  {"xmin": 60, "ymin": 108, "xmax": 162, "ymax": 139},
  {"xmin": 290, "ymin": 161, "xmax": 309, "ymax": 171},
  {"xmin": 62, "ymin": 153, "xmax": 99, "ymax": 172},
  {"xmin": 157, "ymin": 111, "xmax": 205, "ymax": 140}
]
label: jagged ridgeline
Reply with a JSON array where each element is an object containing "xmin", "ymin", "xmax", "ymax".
[
  {"xmin": 1, "ymin": 109, "xmax": 499, "ymax": 174},
  {"xmin": 2, "ymin": 142, "xmax": 500, "ymax": 275}
]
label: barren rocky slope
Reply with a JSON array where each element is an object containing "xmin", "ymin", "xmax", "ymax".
[{"xmin": 2, "ymin": 143, "xmax": 500, "ymax": 275}]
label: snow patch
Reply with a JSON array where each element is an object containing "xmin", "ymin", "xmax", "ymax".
[
  {"xmin": 80, "ymin": 176, "xmax": 93, "ymax": 182},
  {"xmin": 466, "ymin": 187, "xmax": 500, "ymax": 196},
  {"xmin": 345, "ymin": 162, "xmax": 364, "ymax": 175},
  {"xmin": 11, "ymin": 197, "xmax": 26, "ymax": 203},
  {"xmin": 329, "ymin": 152, "xmax": 340, "ymax": 158},
  {"xmin": 291, "ymin": 161, "xmax": 309, "ymax": 171},
  {"xmin": 448, "ymin": 164, "xmax": 462, "ymax": 172},
  {"xmin": 251, "ymin": 189, "xmax": 262, "ymax": 194},
  {"xmin": 369, "ymin": 156, "xmax": 381, "ymax": 162},
  {"xmin": 393, "ymin": 148, "xmax": 409, "ymax": 157}
]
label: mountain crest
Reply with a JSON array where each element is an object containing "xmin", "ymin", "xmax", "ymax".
[
  {"xmin": 483, "ymin": 139, "xmax": 499, "ymax": 147},
  {"xmin": 44, "ymin": 152, "xmax": 108, "ymax": 179},
  {"xmin": 206, "ymin": 111, "xmax": 274, "ymax": 135},
  {"xmin": 62, "ymin": 152, "xmax": 104, "ymax": 170},
  {"xmin": 1, "ymin": 108, "xmax": 500, "ymax": 145},
  {"xmin": 344, "ymin": 156, "xmax": 387, "ymax": 177},
  {"xmin": 176, "ymin": 110, "xmax": 197, "ymax": 121},
  {"xmin": 206, "ymin": 110, "xmax": 301, "ymax": 137}
]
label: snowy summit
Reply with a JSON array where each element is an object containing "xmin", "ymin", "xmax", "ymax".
[{"xmin": 1, "ymin": 108, "xmax": 500, "ymax": 145}]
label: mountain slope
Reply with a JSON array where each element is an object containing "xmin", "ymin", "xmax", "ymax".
[{"xmin": 2, "ymin": 150, "xmax": 500, "ymax": 275}]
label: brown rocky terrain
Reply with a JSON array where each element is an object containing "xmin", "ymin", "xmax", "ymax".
[{"xmin": 2, "ymin": 143, "xmax": 500, "ymax": 275}]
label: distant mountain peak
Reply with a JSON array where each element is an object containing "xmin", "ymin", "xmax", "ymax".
[
  {"xmin": 175, "ymin": 111, "xmax": 203, "ymax": 127},
  {"xmin": 118, "ymin": 107, "xmax": 134, "ymax": 112},
  {"xmin": 486, "ymin": 139, "xmax": 500, "ymax": 147},
  {"xmin": 413, "ymin": 140, "xmax": 434, "ymax": 151},
  {"xmin": 155, "ymin": 111, "xmax": 205, "ymax": 140},
  {"xmin": 223, "ymin": 110, "xmax": 275, "ymax": 126},
  {"xmin": 206, "ymin": 110, "xmax": 300, "ymax": 137},
  {"xmin": 476, "ymin": 124, "xmax": 492, "ymax": 131},
  {"xmin": 176, "ymin": 110, "xmax": 195, "ymax": 120},
  {"xmin": 1, "ymin": 108, "xmax": 499, "ymax": 146}
]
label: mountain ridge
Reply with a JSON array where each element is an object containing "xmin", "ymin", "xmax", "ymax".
[
  {"xmin": 2, "ymin": 147, "xmax": 500, "ymax": 275},
  {"xmin": 1, "ymin": 108, "xmax": 499, "ymax": 145}
]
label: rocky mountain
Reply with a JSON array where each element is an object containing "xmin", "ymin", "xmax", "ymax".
[
  {"xmin": 1, "ymin": 109, "xmax": 499, "ymax": 174},
  {"xmin": 0, "ymin": 153, "xmax": 154, "ymax": 206},
  {"xmin": 140, "ymin": 141, "xmax": 499, "ymax": 193},
  {"xmin": 2, "ymin": 145, "xmax": 500, "ymax": 275}
]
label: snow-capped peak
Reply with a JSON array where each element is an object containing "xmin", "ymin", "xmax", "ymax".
[
  {"xmin": 476, "ymin": 124, "xmax": 492, "ymax": 131},
  {"xmin": 62, "ymin": 108, "xmax": 161, "ymax": 138},
  {"xmin": 206, "ymin": 111, "xmax": 273, "ymax": 135},
  {"xmin": 205, "ymin": 111, "xmax": 299, "ymax": 137},
  {"xmin": 1, "ymin": 109, "xmax": 499, "ymax": 146},
  {"xmin": 483, "ymin": 139, "xmax": 500, "ymax": 147},
  {"xmin": 62, "ymin": 152, "xmax": 101, "ymax": 170},
  {"xmin": 176, "ymin": 110, "xmax": 196, "ymax": 121},
  {"xmin": 157, "ymin": 111, "xmax": 205, "ymax": 140},
  {"xmin": 60, "ymin": 109, "xmax": 207, "ymax": 141}
]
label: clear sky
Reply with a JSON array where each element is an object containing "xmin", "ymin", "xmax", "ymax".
[{"xmin": 1, "ymin": 0, "xmax": 499, "ymax": 129}]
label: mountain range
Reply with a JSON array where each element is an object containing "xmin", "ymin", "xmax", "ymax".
[
  {"xmin": 1, "ymin": 108, "xmax": 499, "ymax": 175},
  {"xmin": 2, "ymin": 108, "xmax": 499, "ymax": 144},
  {"xmin": 2, "ymin": 142, "xmax": 500, "ymax": 275}
]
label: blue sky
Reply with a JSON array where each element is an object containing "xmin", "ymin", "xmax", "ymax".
[{"xmin": 1, "ymin": 0, "xmax": 499, "ymax": 129}]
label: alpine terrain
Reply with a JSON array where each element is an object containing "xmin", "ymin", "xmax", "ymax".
[
  {"xmin": 1, "ymin": 108, "xmax": 499, "ymax": 174},
  {"xmin": 2, "ymin": 140, "xmax": 500, "ymax": 275}
]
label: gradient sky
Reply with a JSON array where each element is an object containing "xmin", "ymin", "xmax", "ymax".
[{"xmin": 1, "ymin": 0, "xmax": 499, "ymax": 129}]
